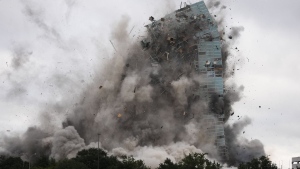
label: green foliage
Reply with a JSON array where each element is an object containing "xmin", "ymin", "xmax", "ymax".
[
  {"xmin": 0, "ymin": 150, "xmax": 223, "ymax": 169},
  {"xmin": 158, "ymin": 153, "xmax": 221, "ymax": 169},
  {"xmin": 32, "ymin": 156, "xmax": 56, "ymax": 169},
  {"xmin": 238, "ymin": 156, "xmax": 278, "ymax": 169},
  {"xmin": 179, "ymin": 153, "xmax": 221, "ymax": 169},
  {"xmin": 158, "ymin": 158, "xmax": 180, "ymax": 169},
  {"xmin": 0, "ymin": 155, "xmax": 25, "ymax": 169},
  {"xmin": 54, "ymin": 159, "xmax": 89, "ymax": 169},
  {"xmin": 119, "ymin": 156, "xmax": 150, "ymax": 169},
  {"xmin": 74, "ymin": 148, "xmax": 120, "ymax": 169}
]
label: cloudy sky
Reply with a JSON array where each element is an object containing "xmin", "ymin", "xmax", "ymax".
[{"xmin": 0, "ymin": 0, "xmax": 299, "ymax": 168}]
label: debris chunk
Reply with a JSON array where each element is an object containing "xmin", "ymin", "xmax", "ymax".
[{"xmin": 149, "ymin": 16, "xmax": 154, "ymax": 21}]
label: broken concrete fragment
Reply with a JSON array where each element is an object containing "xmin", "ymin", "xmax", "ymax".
[{"xmin": 149, "ymin": 16, "xmax": 154, "ymax": 21}]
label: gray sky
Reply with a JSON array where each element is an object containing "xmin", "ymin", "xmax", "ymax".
[{"xmin": 0, "ymin": 0, "xmax": 299, "ymax": 168}]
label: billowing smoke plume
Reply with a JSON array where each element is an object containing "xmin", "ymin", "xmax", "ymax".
[
  {"xmin": 206, "ymin": 0, "xmax": 265, "ymax": 165},
  {"xmin": 0, "ymin": 1, "xmax": 264, "ymax": 168},
  {"xmin": 225, "ymin": 117, "xmax": 265, "ymax": 165},
  {"xmin": 50, "ymin": 126, "xmax": 85, "ymax": 161},
  {"xmin": 11, "ymin": 45, "xmax": 32, "ymax": 70}
]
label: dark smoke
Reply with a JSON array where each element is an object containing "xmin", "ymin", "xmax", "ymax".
[
  {"xmin": 206, "ymin": 0, "xmax": 221, "ymax": 9},
  {"xmin": 1, "ymin": 127, "xmax": 51, "ymax": 160},
  {"xmin": 206, "ymin": 1, "xmax": 265, "ymax": 165},
  {"xmin": 11, "ymin": 46, "xmax": 32, "ymax": 70},
  {"xmin": 228, "ymin": 26, "xmax": 245, "ymax": 40},
  {"xmin": 225, "ymin": 117, "xmax": 265, "ymax": 165},
  {"xmin": 0, "ymin": 1, "xmax": 264, "ymax": 168},
  {"xmin": 61, "ymin": 9, "xmax": 227, "ymax": 161}
]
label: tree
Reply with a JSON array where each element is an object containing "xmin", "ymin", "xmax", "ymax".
[
  {"xmin": 238, "ymin": 156, "xmax": 278, "ymax": 169},
  {"xmin": 157, "ymin": 153, "xmax": 221, "ymax": 169},
  {"xmin": 158, "ymin": 158, "xmax": 180, "ymax": 169},
  {"xmin": 179, "ymin": 153, "xmax": 221, "ymax": 169},
  {"xmin": 0, "ymin": 155, "xmax": 25, "ymax": 169},
  {"xmin": 119, "ymin": 156, "xmax": 150, "ymax": 169},
  {"xmin": 74, "ymin": 148, "xmax": 120, "ymax": 169},
  {"xmin": 54, "ymin": 159, "xmax": 89, "ymax": 169},
  {"xmin": 32, "ymin": 156, "xmax": 56, "ymax": 169}
]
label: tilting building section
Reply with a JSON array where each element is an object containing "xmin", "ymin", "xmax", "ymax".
[
  {"xmin": 192, "ymin": 1, "xmax": 227, "ymax": 159},
  {"xmin": 166, "ymin": 1, "xmax": 227, "ymax": 159},
  {"xmin": 145, "ymin": 1, "xmax": 227, "ymax": 160}
]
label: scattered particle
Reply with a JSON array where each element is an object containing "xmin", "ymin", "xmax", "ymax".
[{"xmin": 149, "ymin": 16, "xmax": 154, "ymax": 21}]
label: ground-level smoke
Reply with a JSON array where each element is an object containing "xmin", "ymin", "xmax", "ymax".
[{"xmin": 0, "ymin": 1, "xmax": 265, "ymax": 168}]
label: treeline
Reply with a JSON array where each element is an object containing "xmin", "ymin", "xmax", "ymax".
[{"xmin": 0, "ymin": 148, "xmax": 278, "ymax": 169}]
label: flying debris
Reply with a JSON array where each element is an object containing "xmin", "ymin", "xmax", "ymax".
[
  {"xmin": 129, "ymin": 26, "xmax": 135, "ymax": 34},
  {"xmin": 149, "ymin": 16, "xmax": 154, "ymax": 21},
  {"xmin": 142, "ymin": 0, "xmax": 230, "ymax": 160},
  {"xmin": 0, "ymin": 1, "xmax": 265, "ymax": 167},
  {"xmin": 109, "ymin": 40, "xmax": 118, "ymax": 52}
]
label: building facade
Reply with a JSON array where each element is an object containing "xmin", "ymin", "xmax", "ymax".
[
  {"xmin": 147, "ymin": 1, "xmax": 228, "ymax": 159},
  {"xmin": 193, "ymin": 1, "xmax": 227, "ymax": 160}
]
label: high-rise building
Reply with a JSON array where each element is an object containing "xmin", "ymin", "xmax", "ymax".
[
  {"xmin": 146, "ymin": 1, "xmax": 227, "ymax": 160},
  {"xmin": 191, "ymin": 1, "xmax": 228, "ymax": 160}
]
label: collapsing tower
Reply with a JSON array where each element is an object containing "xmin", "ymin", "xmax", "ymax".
[{"xmin": 145, "ymin": 1, "xmax": 227, "ymax": 159}]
